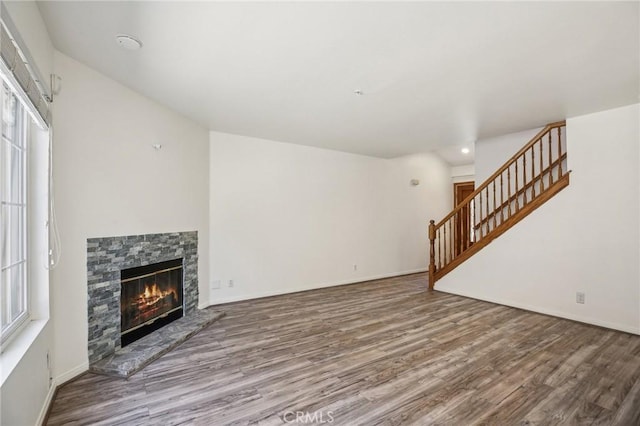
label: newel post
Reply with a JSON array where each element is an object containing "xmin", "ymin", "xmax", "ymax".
[{"xmin": 428, "ymin": 220, "xmax": 436, "ymax": 290}]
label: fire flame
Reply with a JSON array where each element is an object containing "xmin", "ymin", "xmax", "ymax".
[{"xmin": 140, "ymin": 283, "xmax": 178, "ymax": 306}]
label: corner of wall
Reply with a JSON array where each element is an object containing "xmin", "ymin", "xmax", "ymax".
[{"xmin": 437, "ymin": 105, "xmax": 640, "ymax": 334}]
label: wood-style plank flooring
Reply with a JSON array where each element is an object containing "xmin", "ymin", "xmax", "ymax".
[{"xmin": 47, "ymin": 273, "xmax": 640, "ymax": 425}]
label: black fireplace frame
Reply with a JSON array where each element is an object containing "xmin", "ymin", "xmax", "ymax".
[{"xmin": 120, "ymin": 258, "xmax": 185, "ymax": 347}]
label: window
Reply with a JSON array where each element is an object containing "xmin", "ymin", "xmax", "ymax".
[{"xmin": 1, "ymin": 82, "xmax": 29, "ymax": 343}]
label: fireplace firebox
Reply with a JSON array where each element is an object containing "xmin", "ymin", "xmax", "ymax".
[{"xmin": 120, "ymin": 258, "xmax": 184, "ymax": 347}]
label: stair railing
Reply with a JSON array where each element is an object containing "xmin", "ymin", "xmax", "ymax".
[{"xmin": 428, "ymin": 121, "xmax": 568, "ymax": 288}]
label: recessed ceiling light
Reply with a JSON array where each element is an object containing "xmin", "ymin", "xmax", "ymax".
[
  {"xmin": 461, "ymin": 147, "xmax": 470, "ymax": 154},
  {"xmin": 115, "ymin": 34, "xmax": 143, "ymax": 50}
]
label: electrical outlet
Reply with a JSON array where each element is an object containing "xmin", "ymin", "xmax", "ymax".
[
  {"xmin": 576, "ymin": 292, "xmax": 585, "ymax": 304},
  {"xmin": 353, "ymin": 264, "xmax": 358, "ymax": 271},
  {"xmin": 210, "ymin": 280, "xmax": 221, "ymax": 290},
  {"xmin": 228, "ymin": 279, "xmax": 234, "ymax": 288}
]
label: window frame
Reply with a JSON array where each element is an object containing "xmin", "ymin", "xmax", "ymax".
[{"xmin": 1, "ymin": 82, "xmax": 30, "ymax": 346}]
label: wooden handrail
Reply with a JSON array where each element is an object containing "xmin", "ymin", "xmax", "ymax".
[
  {"xmin": 431, "ymin": 174, "xmax": 570, "ymax": 285},
  {"xmin": 473, "ymin": 153, "xmax": 566, "ymax": 230},
  {"xmin": 435, "ymin": 121, "xmax": 565, "ymax": 229},
  {"xmin": 428, "ymin": 120, "xmax": 568, "ymax": 289}
]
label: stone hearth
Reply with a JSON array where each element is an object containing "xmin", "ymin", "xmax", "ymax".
[
  {"xmin": 90, "ymin": 309, "xmax": 224, "ymax": 378},
  {"xmin": 86, "ymin": 231, "xmax": 222, "ymax": 376}
]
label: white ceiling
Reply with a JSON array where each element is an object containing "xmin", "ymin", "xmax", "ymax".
[
  {"xmin": 434, "ymin": 144, "xmax": 475, "ymax": 168},
  {"xmin": 37, "ymin": 1, "xmax": 639, "ymax": 160}
]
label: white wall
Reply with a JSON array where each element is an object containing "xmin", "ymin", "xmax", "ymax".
[
  {"xmin": 451, "ymin": 164, "xmax": 475, "ymax": 186},
  {"xmin": 473, "ymin": 127, "xmax": 543, "ymax": 184},
  {"xmin": 1, "ymin": 324, "xmax": 52, "ymax": 426},
  {"xmin": 209, "ymin": 132, "xmax": 451, "ymax": 303},
  {"xmin": 437, "ymin": 104, "xmax": 640, "ymax": 334},
  {"xmin": 1, "ymin": 124, "xmax": 51, "ymax": 425},
  {"xmin": 1, "ymin": 3, "xmax": 55, "ymax": 425},
  {"xmin": 50, "ymin": 52, "xmax": 209, "ymax": 383}
]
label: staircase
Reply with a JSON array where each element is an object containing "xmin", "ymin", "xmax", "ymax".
[{"xmin": 428, "ymin": 121, "xmax": 569, "ymax": 289}]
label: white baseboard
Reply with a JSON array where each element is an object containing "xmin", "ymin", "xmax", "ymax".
[
  {"xmin": 36, "ymin": 379, "xmax": 58, "ymax": 426},
  {"xmin": 437, "ymin": 287, "xmax": 640, "ymax": 335},
  {"xmin": 208, "ymin": 268, "xmax": 428, "ymax": 306},
  {"xmin": 36, "ymin": 362, "xmax": 89, "ymax": 425},
  {"xmin": 54, "ymin": 361, "xmax": 89, "ymax": 386}
]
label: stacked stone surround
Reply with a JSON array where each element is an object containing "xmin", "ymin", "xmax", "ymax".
[{"xmin": 87, "ymin": 231, "xmax": 198, "ymax": 365}]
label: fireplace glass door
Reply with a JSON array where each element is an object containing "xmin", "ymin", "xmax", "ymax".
[{"xmin": 120, "ymin": 258, "xmax": 183, "ymax": 346}]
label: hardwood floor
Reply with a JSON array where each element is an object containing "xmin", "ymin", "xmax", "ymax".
[{"xmin": 47, "ymin": 273, "xmax": 640, "ymax": 425}]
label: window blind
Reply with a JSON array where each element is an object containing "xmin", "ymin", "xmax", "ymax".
[{"xmin": 0, "ymin": 20, "xmax": 50, "ymax": 128}]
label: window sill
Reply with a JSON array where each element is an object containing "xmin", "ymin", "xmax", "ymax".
[{"xmin": 0, "ymin": 318, "xmax": 48, "ymax": 386}]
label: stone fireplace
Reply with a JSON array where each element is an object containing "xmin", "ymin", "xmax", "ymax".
[{"xmin": 86, "ymin": 232, "xmax": 199, "ymax": 366}]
